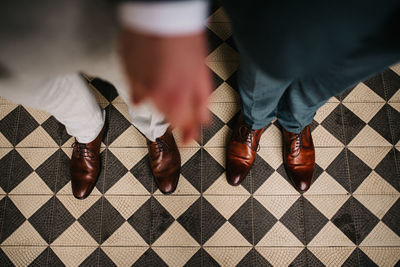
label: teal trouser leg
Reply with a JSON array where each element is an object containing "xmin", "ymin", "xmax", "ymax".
[
  {"xmin": 238, "ymin": 55, "xmax": 292, "ymax": 130},
  {"xmin": 237, "ymin": 27, "xmax": 400, "ymax": 133}
]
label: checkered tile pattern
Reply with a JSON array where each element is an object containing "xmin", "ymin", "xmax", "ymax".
[{"xmin": 1, "ymin": 7, "xmax": 400, "ymax": 267}]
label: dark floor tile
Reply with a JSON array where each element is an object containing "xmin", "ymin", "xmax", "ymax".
[
  {"xmin": 237, "ymin": 248, "xmax": 272, "ymax": 267},
  {"xmin": 130, "ymin": 154, "xmax": 154, "ymax": 194},
  {"xmin": 375, "ymin": 148, "xmax": 399, "ymax": 192},
  {"xmin": 229, "ymin": 198, "xmax": 253, "ymax": 244},
  {"xmin": 15, "ymin": 106, "xmax": 39, "ymax": 145},
  {"xmin": 78, "ymin": 198, "xmax": 103, "ymax": 244},
  {"xmin": 128, "ymin": 197, "xmax": 152, "ymax": 245},
  {"xmin": 29, "ymin": 247, "xmax": 64, "ymax": 267},
  {"xmin": 0, "ymin": 196, "xmax": 25, "ymax": 243},
  {"xmin": 177, "ymin": 198, "xmax": 201, "ymax": 244},
  {"xmin": 202, "ymin": 197, "xmax": 226, "ymax": 245},
  {"xmin": 342, "ymin": 105, "xmax": 366, "ymax": 145},
  {"xmin": 347, "ymin": 149, "xmax": 372, "ymax": 193},
  {"xmin": 100, "ymin": 197, "xmax": 125, "ymax": 244},
  {"xmin": 0, "ymin": 105, "xmax": 19, "ymax": 146},
  {"xmin": 253, "ymin": 198, "xmax": 277, "ymax": 245},
  {"xmin": 150, "ymin": 197, "xmax": 175, "ymax": 244},
  {"xmin": 132, "ymin": 248, "xmax": 167, "ymax": 267}
]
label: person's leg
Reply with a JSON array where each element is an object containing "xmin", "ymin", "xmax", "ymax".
[
  {"xmin": 1, "ymin": 73, "xmax": 105, "ymax": 199},
  {"xmin": 111, "ymin": 77, "xmax": 180, "ymax": 194},
  {"xmin": 226, "ymin": 51, "xmax": 293, "ymax": 185},
  {"xmin": 237, "ymin": 52, "xmax": 292, "ymax": 130},
  {"xmin": 277, "ymin": 48, "xmax": 400, "ymax": 133},
  {"xmin": 1, "ymin": 73, "xmax": 104, "ymax": 143},
  {"xmin": 113, "ymin": 84, "xmax": 169, "ymax": 141}
]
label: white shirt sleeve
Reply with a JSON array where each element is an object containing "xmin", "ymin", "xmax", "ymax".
[{"xmin": 118, "ymin": 1, "xmax": 209, "ymax": 36}]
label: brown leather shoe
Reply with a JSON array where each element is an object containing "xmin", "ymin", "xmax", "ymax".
[
  {"xmin": 70, "ymin": 126, "xmax": 105, "ymax": 199},
  {"xmin": 226, "ymin": 115, "xmax": 264, "ymax": 186},
  {"xmin": 146, "ymin": 129, "xmax": 181, "ymax": 194},
  {"xmin": 282, "ymin": 125, "xmax": 315, "ymax": 193}
]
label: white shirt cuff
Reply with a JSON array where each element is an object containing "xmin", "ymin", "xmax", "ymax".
[{"xmin": 118, "ymin": 1, "xmax": 208, "ymax": 36}]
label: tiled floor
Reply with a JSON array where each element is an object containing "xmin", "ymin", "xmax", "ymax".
[{"xmin": 1, "ymin": 7, "xmax": 400, "ymax": 267}]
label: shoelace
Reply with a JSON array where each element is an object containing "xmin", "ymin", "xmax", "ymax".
[
  {"xmin": 150, "ymin": 138, "xmax": 169, "ymax": 153},
  {"xmin": 72, "ymin": 142, "xmax": 95, "ymax": 159},
  {"xmin": 289, "ymin": 131, "xmax": 303, "ymax": 154},
  {"xmin": 239, "ymin": 125, "xmax": 260, "ymax": 152}
]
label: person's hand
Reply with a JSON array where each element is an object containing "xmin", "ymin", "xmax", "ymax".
[{"xmin": 119, "ymin": 28, "xmax": 212, "ymax": 143}]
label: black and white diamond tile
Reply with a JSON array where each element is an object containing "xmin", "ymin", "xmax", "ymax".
[{"xmin": 0, "ymin": 7, "xmax": 399, "ymax": 266}]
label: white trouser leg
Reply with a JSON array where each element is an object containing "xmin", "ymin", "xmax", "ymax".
[
  {"xmin": 113, "ymin": 82, "xmax": 169, "ymax": 142},
  {"xmin": 1, "ymin": 73, "xmax": 105, "ymax": 144}
]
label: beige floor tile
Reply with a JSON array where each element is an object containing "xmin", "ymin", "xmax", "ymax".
[
  {"xmin": 254, "ymin": 171, "xmax": 300, "ymax": 196},
  {"xmin": 205, "ymin": 247, "xmax": 251, "ymax": 267},
  {"xmin": 354, "ymin": 194, "xmax": 398, "ymax": 219},
  {"xmin": 153, "ymin": 221, "xmax": 199, "ymax": 246},
  {"xmin": 108, "ymin": 147, "xmax": 147, "ymax": 170},
  {"xmin": 109, "ymin": 126, "xmax": 147, "ymax": 147},
  {"xmin": 105, "ymin": 172, "xmax": 150, "ymax": 195},
  {"xmin": 315, "ymin": 147, "xmax": 343, "ymax": 169},
  {"xmin": 204, "ymin": 125, "xmax": 231, "ymax": 147},
  {"xmin": 57, "ymin": 181, "xmax": 102, "ymax": 196},
  {"xmin": 16, "ymin": 126, "xmax": 58, "ymax": 147},
  {"xmin": 343, "ymin": 102, "xmax": 385, "ymax": 123},
  {"xmin": 389, "ymin": 90, "xmax": 400, "ymax": 103},
  {"xmin": 205, "ymin": 221, "xmax": 251, "ymax": 247},
  {"xmin": 2, "ymin": 246, "xmax": 46, "ymax": 267},
  {"xmin": 348, "ymin": 125, "xmax": 392, "ymax": 147},
  {"xmin": 153, "ymin": 247, "xmax": 199, "ymax": 267},
  {"xmin": 101, "ymin": 247, "xmax": 148, "ymax": 267},
  {"xmin": 102, "ymin": 221, "xmax": 147, "ymax": 246},
  {"xmin": 2, "ymin": 221, "xmax": 47, "ymax": 246},
  {"xmin": 57, "ymin": 194, "xmax": 101, "ymax": 219},
  {"xmin": 259, "ymin": 123, "xmax": 282, "ymax": 147},
  {"xmin": 308, "ymin": 221, "xmax": 355, "ymax": 246},
  {"xmin": 348, "ymin": 146, "xmax": 391, "ymax": 169},
  {"xmin": 305, "ymin": 172, "xmax": 348, "ymax": 195},
  {"xmin": 304, "ymin": 195, "xmax": 350, "ymax": 219},
  {"xmin": 360, "ymin": 221, "xmax": 400, "ymax": 246},
  {"xmin": 255, "ymin": 247, "xmax": 303, "ymax": 267},
  {"xmin": 0, "ymin": 132, "xmax": 13, "ymax": 147},
  {"xmin": 207, "ymin": 22, "xmax": 232, "ymax": 41},
  {"xmin": 9, "ymin": 195, "xmax": 52, "ymax": 219},
  {"xmin": 209, "ymin": 82, "xmax": 240, "ymax": 103},
  {"xmin": 256, "ymin": 221, "xmax": 303, "ymax": 246},
  {"xmin": 51, "ymin": 246, "xmax": 97, "ymax": 267},
  {"xmin": 360, "ymin": 247, "xmax": 400, "ymax": 267},
  {"xmin": 308, "ymin": 247, "xmax": 355, "ymax": 267},
  {"xmin": 204, "ymin": 147, "xmax": 225, "ymax": 167},
  {"xmin": 15, "ymin": 147, "xmax": 58, "ymax": 170},
  {"xmin": 257, "ymin": 147, "xmax": 283, "ymax": 169},
  {"xmin": 23, "ymin": 107, "xmax": 51, "ymax": 124},
  {"xmin": 312, "ymin": 125, "xmax": 344, "ymax": 147},
  {"xmin": 9, "ymin": 172, "xmax": 53, "ymax": 195},
  {"xmin": 207, "ymin": 8, "xmax": 230, "ymax": 23},
  {"xmin": 354, "ymin": 171, "xmax": 398, "ymax": 194},
  {"xmin": 207, "ymin": 61, "xmax": 238, "ymax": 80},
  {"xmin": 254, "ymin": 195, "xmax": 299, "ymax": 220},
  {"xmin": 207, "ymin": 43, "xmax": 239, "ymax": 62},
  {"xmin": 51, "ymin": 221, "xmax": 98, "ymax": 246},
  {"xmin": 314, "ymin": 102, "xmax": 340, "ymax": 123},
  {"xmin": 154, "ymin": 195, "xmax": 199, "ymax": 219},
  {"xmin": 342, "ymin": 83, "xmax": 385, "ymax": 103},
  {"xmin": 0, "ymin": 104, "xmax": 18, "ymax": 120},
  {"xmin": 204, "ymin": 195, "xmax": 249, "ymax": 219},
  {"xmin": 105, "ymin": 195, "xmax": 149, "ymax": 220}
]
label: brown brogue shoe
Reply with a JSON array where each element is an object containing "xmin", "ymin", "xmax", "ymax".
[
  {"xmin": 70, "ymin": 126, "xmax": 105, "ymax": 199},
  {"xmin": 282, "ymin": 125, "xmax": 315, "ymax": 193},
  {"xmin": 147, "ymin": 129, "xmax": 181, "ymax": 194},
  {"xmin": 226, "ymin": 115, "xmax": 264, "ymax": 186}
]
